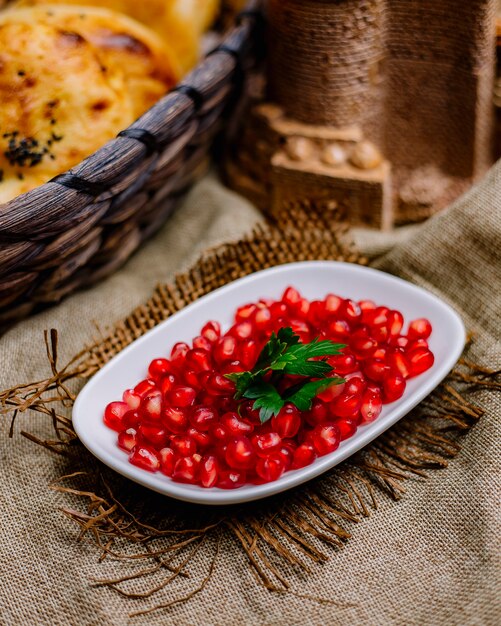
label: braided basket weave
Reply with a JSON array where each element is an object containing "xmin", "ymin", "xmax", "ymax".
[{"xmin": 0, "ymin": 1, "xmax": 262, "ymax": 328}]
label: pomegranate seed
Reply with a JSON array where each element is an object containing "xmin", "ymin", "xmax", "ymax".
[
  {"xmin": 407, "ymin": 348, "xmax": 434, "ymax": 377},
  {"xmin": 317, "ymin": 375, "xmax": 346, "ymax": 402},
  {"xmin": 277, "ymin": 441, "xmax": 296, "ymax": 469},
  {"xmin": 239, "ymin": 339, "xmax": 258, "ymax": 369},
  {"xmin": 359, "ymin": 299, "xmax": 376, "ymax": 312},
  {"xmin": 340, "ymin": 299, "xmax": 362, "ymax": 325},
  {"xmin": 123, "ymin": 410, "xmax": 141, "ymax": 428},
  {"xmin": 282, "ymin": 286, "xmax": 301, "ymax": 306},
  {"xmin": 256, "ymin": 453, "xmax": 285, "ymax": 482},
  {"xmin": 292, "ymin": 443, "xmax": 317, "ymax": 468},
  {"xmin": 172, "ymin": 455, "xmax": 201, "ymax": 483},
  {"xmin": 170, "ymin": 342, "xmax": 189, "ymax": 366},
  {"xmin": 351, "ymin": 336, "xmax": 377, "ymax": 359},
  {"xmin": 201, "ymin": 321, "xmax": 221, "ymax": 343},
  {"xmin": 367, "ymin": 307, "xmax": 390, "ymax": 342},
  {"xmin": 220, "ymin": 360, "xmax": 246, "ymax": 375},
  {"xmin": 387, "ymin": 350, "xmax": 411, "ymax": 379},
  {"xmin": 139, "ymin": 423, "xmax": 168, "ymax": 448},
  {"xmin": 368, "ymin": 306, "xmax": 390, "ymax": 326},
  {"xmin": 160, "ymin": 374, "xmax": 177, "ymax": 396},
  {"xmin": 235, "ymin": 303, "xmax": 257, "ymax": 322},
  {"xmin": 350, "ymin": 324, "xmax": 370, "ymax": 339},
  {"xmin": 387, "ymin": 310, "xmax": 404, "ymax": 337},
  {"xmin": 140, "ymin": 391, "xmax": 163, "ymax": 421},
  {"xmin": 134, "ymin": 379, "xmax": 157, "ymax": 397},
  {"xmin": 310, "ymin": 423, "xmax": 340, "ymax": 455},
  {"xmin": 217, "ymin": 469, "xmax": 246, "ymax": 489},
  {"xmin": 118, "ymin": 428, "xmax": 138, "ymax": 451},
  {"xmin": 190, "ymin": 406, "xmax": 217, "ymax": 431},
  {"xmin": 169, "ymin": 386, "xmax": 196, "ymax": 408},
  {"xmin": 328, "ymin": 352, "xmax": 358, "ymax": 375},
  {"xmin": 104, "ymin": 401, "xmax": 129, "ymax": 431},
  {"xmin": 200, "ymin": 455, "xmax": 219, "ymax": 488},
  {"xmin": 186, "ymin": 349, "xmax": 212, "ymax": 372},
  {"xmin": 360, "ymin": 390, "xmax": 383, "ymax": 423},
  {"xmin": 170, "ymin": 435, "xmax": 197, "ymax": 457},
  {"xmin": 327, "ymin": 319, "xmax": 351, "ymax": 340},
  {"xmin": 392, "ymin": 336, "xmax": 409, "ymax": 349},
  {"xmin": 148, "ymin": 358, "xmax": 172, "ymax": 380},
  {"xmin": 270, "ymin": 301, "xmax": 288, "ymax": 322},
  {"xmin": 344, "ymin": 375, "xmax": 366, "ymax": 395},
  {"xmin": 123, "ymin": 389, "xmax": 141, "ymax": 410},
  {"xmin": 373, "ymin": 347, "xmax": 388, "ymax": 360},
  {"xmin": 183, "ymin": 369, "xmax": 201, "ymax": 390},
  {"xmin": 163, "ymin": 406, "xmax": 189, "ymax": 434},
  {"xmin": 408, "ymin": 318, "xmax": 432, "ymax": 340},
  {"xmin": 198, "ymin": 371, "xmax": 212, "ymax": 387},
  {"xmin": 305, "ymin": 399, "xmax": 328, "ymax": 426},
  {"xmin": 228, "ymin": 322, "xmax": 253, "ymax": 341},
  {"xmin": 295, "ymin": 298, "xmax": 310, "ymax": 318},
  {"xmin": 210, "ymin": 423, "xmax": 229, "ymax": 442},
  {"xmin": 225, "ymin": 436, "xmax": 256, "ymax": 470},
  {"xmin": 254, "ymin": 307, "xmax": 272, "ymax": 332},
  {"xmin": 307, "ymin": 300, "xmax": 326, "ymax": 325},
  {"xmin": 407, "ymin": 338, "xmax": 429, "ymax": 351},
  {"xmin": 331, "ymin": 392, "xmax": 362, "ymax": 418},
  {"xmin": 221, "ymin": 412, "xmax": 254, "ymax": 436},
  {"xmin": 214, "ymin": 336, "xmax": 238, "ymax": 365},
  {"xmin": 371, "ymin": 324, "xmax": 389, "ymax": 344},
  {"xmin": 219, "ymin": 397, "xmax": 236, "ymax": 414},
  {"xmin": 206, "ymin": 373, "xmax": 235, "ymax": 395},
  {"xmin": 271, "ymin": 404, "xmax": 301, "ymax": 438},
  {"xmin": 383, "ymin": 373, "xmax": 406, "ymax": 402},
  {"xmin": 252, "ymin": 432, "xmax": 282, "ymax": 457},
  {"xmin": 364, "ymin": 358, "xmax": 391, "ymax": 383},
  {"xmin": 159, "ymin": 447, "xmax": 176, "ymax": 476},
  {"xmin": 187, "ymin": 428, "xmax": 211, "ymax": 450},
  {"xmin": 193, "ymin": 335, "xmax": 213, "ymax": 351},
  {"xmin": 335, "ymin": 417, "xmax": 358, "ymax": 440},
  {"xmin": 324, "ymin": 294, "xmax": 343, "ymax": 316},
  {"xmin": 129, "ymin": 446, "xmax": 160, "ymax": 472}
]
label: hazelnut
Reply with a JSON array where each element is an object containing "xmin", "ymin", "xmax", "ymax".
[
  {"xmin": 321, "ymin": 143, "xmax": 346, "ymax": 167},
  {"xmin": 285, "ymin": 136, "xmax": 315, "ymax": 161},
  {"xmin": 349, "ymin": 141, "xmax": 383, "ymax": 170}
]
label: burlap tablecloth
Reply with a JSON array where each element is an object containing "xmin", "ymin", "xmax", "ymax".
[{"xmin": 0, "ymin": 163, "xmax": 499, "ymax": 625}]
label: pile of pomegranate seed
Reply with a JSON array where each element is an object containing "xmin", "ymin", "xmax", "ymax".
[{"xmin": 103, "ymin": 287, "xmax": 434, "ymax": 488}]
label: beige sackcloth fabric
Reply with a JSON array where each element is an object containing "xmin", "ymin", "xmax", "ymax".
[{"xmin": 0, "ymin": 162, "xmax": 500, "ymax": 625}]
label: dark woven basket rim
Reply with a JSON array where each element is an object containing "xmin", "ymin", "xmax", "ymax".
[{"xmin": 0, "ymin": 1, "xmax": 262, "ymax": 242}]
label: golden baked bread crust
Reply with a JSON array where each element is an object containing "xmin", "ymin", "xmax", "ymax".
[
  {"xmin": 0, "ymin": 21, "xmax": 133, "ymax": 203},
  {"xmin": 14, "ymin": 0, "xmax": 221, "ymax": 71},
  {"xmin": 0, "ymin": 6, "xmax": 181, "ymax": 204},
  {"xmin": 1, "ymin": 5, "xmax": 181, "ymax": 117}
]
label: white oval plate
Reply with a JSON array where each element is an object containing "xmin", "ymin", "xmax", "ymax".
[{"xmin": 73, "ymin": 261, "xmax": 465, "ymax": 505}]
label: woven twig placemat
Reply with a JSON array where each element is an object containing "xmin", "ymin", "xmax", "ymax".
[{"xmin": 1, "ymin": 203, "xmax": 498, "ymax": 618}]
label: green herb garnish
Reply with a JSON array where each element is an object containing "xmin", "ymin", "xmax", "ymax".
[{"xmin": 225, "ymin": 327, "xmax": 345, "ymax": 423}]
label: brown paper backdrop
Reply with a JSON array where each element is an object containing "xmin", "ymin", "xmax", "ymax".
[{"xmin": 0, "ymin": 167, "xmax": 500, "ymax": 625}]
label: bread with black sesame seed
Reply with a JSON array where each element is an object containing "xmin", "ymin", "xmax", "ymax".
[{"xmin": 0, "ymin": 5, "xmax": 180, "ymax": 203}]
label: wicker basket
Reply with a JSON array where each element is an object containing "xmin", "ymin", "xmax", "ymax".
[{"xmin": 0, "ymin": 1, "xmax": 263, "ymax": 328}]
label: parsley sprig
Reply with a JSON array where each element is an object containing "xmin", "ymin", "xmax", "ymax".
[{"xmin": 225, "ymin": 327, "xmax": 346, "ymax": 423}]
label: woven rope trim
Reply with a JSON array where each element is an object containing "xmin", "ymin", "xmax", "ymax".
[{"xmin": 1, "ymin": 202, "xmax": 499, "ymax": 618}]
